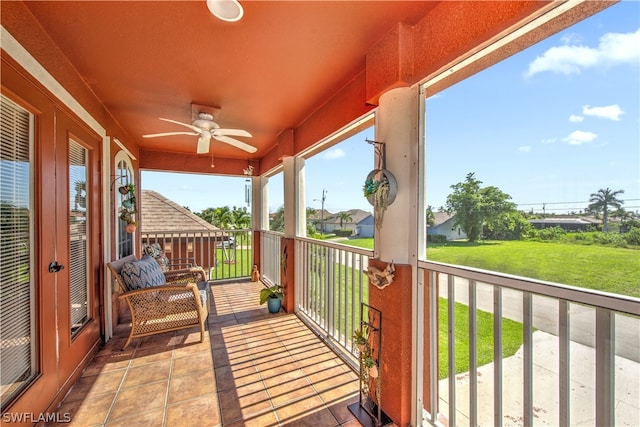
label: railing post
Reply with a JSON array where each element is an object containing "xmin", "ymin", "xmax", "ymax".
[{"xmin": 595, "ymin": 307, "xmax": 615, "ymax": 427}]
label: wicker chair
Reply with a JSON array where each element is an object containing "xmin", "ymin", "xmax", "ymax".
[{"xmin": 107, "ymin": 255, "xmax": 210, "ymax": 350}]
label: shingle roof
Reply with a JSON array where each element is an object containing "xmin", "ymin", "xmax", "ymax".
[
  {"xmin": 323, "ymin": 209, "xmax": 372, "ymax": 224},
  {"xmin": 140, "ymin": 190, "xmax": 218, "ymax": 232},
  {"xmin": 432, "ymin": 212, "xmax": 455, "ymax": 227}
]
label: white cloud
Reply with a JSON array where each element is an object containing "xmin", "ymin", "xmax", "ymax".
[
  {"xmin": 323, "ymin": 148, "xmax": 346, "ymax": 160},
  {"xmin": 563, "ymin": 130, "xmax": 598, "ymax": 145},
  {"xmin": 582, "ymin": 104, "xmax": 625, "ymax": 121},
  {"xmin": 525, "ymin": 28, "xmax": 640, "ymax": 77},
  {"xmin": 519, "ymin": 146, "xmax": 531, "ymax": 152},
  {"xmin": 541, "ymin": 137, "xmax": 556, "ymax": 144},
  {"xmin": 569, "ymin": 114, "xmax": 584, "ymax": 123}
]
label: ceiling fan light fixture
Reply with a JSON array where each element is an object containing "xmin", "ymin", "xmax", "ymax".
[{"xmin": 206, "ymin": 0, "xmax": 244, "ymax": 22}]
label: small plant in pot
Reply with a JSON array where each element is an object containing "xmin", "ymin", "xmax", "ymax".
[{"xmin": 259, "ymin": 284, "xmax": 283, "ymax": 313}]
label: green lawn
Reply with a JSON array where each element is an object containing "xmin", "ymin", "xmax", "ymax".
[
  {"xmin": 439, "ymin": 298, "xmax": 523, "ymax": 379},
  {"xmin": 341, "ymin": 237, "xmax": 639, "ymax": 297}
]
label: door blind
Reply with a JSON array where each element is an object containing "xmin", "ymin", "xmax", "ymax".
[
  {"xmin": 0, "ymin": 94, "xmax": 36, "ymax": 407},
  {"xmin": 68, "ymin": 140, "xmax": 90, "ymax": 334}
]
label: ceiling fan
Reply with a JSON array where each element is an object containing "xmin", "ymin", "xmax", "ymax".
[{"xmin": 143, "ymin": 112, "xmax": 256, "ymax": 154}]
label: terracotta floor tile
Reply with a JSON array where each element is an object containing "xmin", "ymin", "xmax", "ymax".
[
  {"xmin": 218, "ymin": 388, "xmax": 272, "ymax": 424},
  {"xmin": 64, "ymin": 369, "xmax": 126, "ymax": 401},
  {"xmin": 122, "ymin": 358, "xmax": 171, "ymax": 389},
  {"xmin": 224, "ymin": 409, "xmax": 280, "ymax": 427},
  {"xmin": 108, "ymin": 380, "xmax": 168, "ymax": 421},
  {"xmin": 168, "ymin": 368, "xmax": 216, "ymax": 404},
  {"xmin": 104, "ymin": 407, "xmax": 166, "ymax": 427},
  {"xmin": 267, "ymin": 377, "xmax": 316, "ymax": 407},
  {"xmin": 54, "ymin": 391, "xmax": 115, "ymax": 426},
  {"xmin": 55, "ymin": 281, "xmax": 367, "ymax": 427},
  {"xmin": 82, "ymin": 353, "xmax": 132, "ymax": 376},
  {"xmin": 327, "ymin": 395, "xmax": 359, "ymax": 425},
  {"xmin": 214, "ymin": 364, "xmax": 261, "ymax": 391},
  {"xmin": 275, "ymin": 395, "xmax": 338, "ymax": 427},
  {"xmin": 166, "ymin": 393, "xmax": 221, "ymax": 427},
  {"xmin": 172, "ymin": 350, "xmax": 214, "ymax": 377},
  {"xmin": 130, "ymin": 345, "xmax": 173, "ymax": 366}
]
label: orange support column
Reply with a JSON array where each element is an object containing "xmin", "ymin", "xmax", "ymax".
[
  {"xmin": 252, "ymin": 230, "xmax": 262, "ymax": 272},
  {"xmin": 280, "ymin": 237, "xmax": 295, "ymax": 313},
  {"xmin": 367, "ymin": 258, "xmax": 413, "ymax": 427}
]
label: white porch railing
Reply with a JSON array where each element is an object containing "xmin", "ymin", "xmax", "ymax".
[
  {"xmin": 141, "ymin": 229, "xmax": 251, "ymax": 281},
  {"xmin": 419, "ymin": 260, "xmax": 640, "ymax": 427},
  {"xmin": 294, "ymin": 237, "xmax": 373, "ymax": 359},
  {"xmin": 260, "ymin": 230, "xmax": 283, "ymax": 287}
]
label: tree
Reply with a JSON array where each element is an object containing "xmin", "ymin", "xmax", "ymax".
[
  {"xmin": 271, "ymin": 206, "xmax": 285, "ymax": 232},
  {"xmin": 445, "ymin": 173, "xmax": 516, "ymax": 242},
  {"xmin": 426, "ymin": 205, "xmax": 435, "ymax": 228},
  {"xmin": 588, "ymin": 188, "xmax": 624, "ymax": 233},
  {"xmin": 231, "ymin": 206, "xmax": 251, "ymax": 229},
  {"xmin": 337, "ymin": 212, "xmax": 353, "ymax": 228}
]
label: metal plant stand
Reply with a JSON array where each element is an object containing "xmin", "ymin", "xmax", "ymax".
[{"xmin": 348, "ymin": 303, "xmax": 392, "ymax": 427}]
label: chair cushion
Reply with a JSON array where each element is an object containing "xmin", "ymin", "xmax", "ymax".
[{"xmin": 120, "ymin": 255, "xmax": 167, "ymax": 291}]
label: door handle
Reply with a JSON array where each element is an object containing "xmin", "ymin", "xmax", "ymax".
[{"xmin": 48, "ymin": 261, "xmax": 65, "ymax": 273}]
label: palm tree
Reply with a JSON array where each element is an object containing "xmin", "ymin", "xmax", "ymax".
[
  {"xmin": 231, "ymin": 206, "xmax": 251, "ymax": 229},
  {"xmin": 588, "ymin": 188, "xmax": 624, "ymax": 232},
  {"xmin": 337, "ymin": 211, "xmax": 353, "ymax": 228},
  {"xmin": 212, "ymin": 206, "xmax": 234, "ymax": 229}
]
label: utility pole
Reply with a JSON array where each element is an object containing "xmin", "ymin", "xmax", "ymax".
[{"xmin": 314, "ymin": 189, "xmax": 327, "ymax": 235}]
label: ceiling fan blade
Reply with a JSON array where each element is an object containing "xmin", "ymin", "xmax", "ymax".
[
  {"xmin": 159, "ymin": 117, "xmax": 202, "ymax": 133},
  {"xmin": 142, "ymin": 131, "xmax": 199, "ymax": 138},
  {"xmin": 214, "ymin": 129, "xmax": 252, "ymax": 138},
  {"xmin": 196, "ymin": 134, "xmax": 211, "ymax": 154},
  {"xmin": 213, "ymin": 135, "xmax": 257, "ymax": 153}
]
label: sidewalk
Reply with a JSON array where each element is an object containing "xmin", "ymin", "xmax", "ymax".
[{"xmin": 438, "ymin": 331, "xmax": 640, "ymax": 426}]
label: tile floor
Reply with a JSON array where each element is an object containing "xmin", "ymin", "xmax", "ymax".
[{"xmin": 50, "ymin": 280, "xmax": 362, "ymax": 427}]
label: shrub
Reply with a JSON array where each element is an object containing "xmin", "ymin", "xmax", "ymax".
[
  {"xmin": 592, "ymin": 232, "xmax": 625, "ymax": 247},
  {"xmin": 333, "ymin": 228, "xmax": 353, "ymax": 237},
  {"xmin": 428, "ymin": 234, "xmax": 447, "ymax": 243},
  {"xmin": 624, "ymin": 227, "xmax": 640, "ymax": 246},
  {"xmin": 533, "ymin": 226, "xmax": 566, "ymax": 241}
]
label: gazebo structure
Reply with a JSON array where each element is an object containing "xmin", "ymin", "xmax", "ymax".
[{"xmin": 1, "ymin": 1, "xmax": 636, "ymax": 426}]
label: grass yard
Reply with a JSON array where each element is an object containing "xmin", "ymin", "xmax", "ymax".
[
  {"xmin": 340, "ymin": 237, "xmax": 638, "ymax": 297},
  {"xmin": 439, "ymin": 298, "xmax": 524, "ymax": 379}
]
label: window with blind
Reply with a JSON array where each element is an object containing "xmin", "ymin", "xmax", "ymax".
[
  {"xmin": 0, "ymin": 94, "xmax": 36, "ymax": 406},
  {"xmin": 69, "ymin": 140, "xmax": 90, "ymax": 334}
]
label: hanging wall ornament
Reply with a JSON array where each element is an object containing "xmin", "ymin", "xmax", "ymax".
[{"xmin": 363, "ymin": 140, "xmax": 397, "ymax": 229}]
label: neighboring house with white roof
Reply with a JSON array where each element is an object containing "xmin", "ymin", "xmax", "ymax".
[{"xmin": 427, "ymin": 212, "xmax": 467, "ymax": 241}]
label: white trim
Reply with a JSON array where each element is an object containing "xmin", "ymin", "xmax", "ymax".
[
  {"xmin": 297, "ymin": 112, "xmax": 375, "ymax": 160},
  {"xmin": 114, "ymin": 138, "xmax": 137, "ymax": 161},
  {"xmin": 1, "ymin": 26, "xmax": 106, "ymax": 138},
  {"xmin": 102, "ymin": 137, "xmax": 113, "ymax": 341},
  {"xmin": 420, "ymin": 1, "xmax": 582, "ymax": 91}
]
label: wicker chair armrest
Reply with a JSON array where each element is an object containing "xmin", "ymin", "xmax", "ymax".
[{"xmin": 163, "ymin": 267, "xmax": 207, "ymax": 284}]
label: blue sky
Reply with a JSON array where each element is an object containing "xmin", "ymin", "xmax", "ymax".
[{"xmin": 143, "ymin": 1, "xmax": 639, "ymax": 216}]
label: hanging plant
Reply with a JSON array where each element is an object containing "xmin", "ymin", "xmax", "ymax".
[{"xmin": 119, "ymin": 182, "xmax": 137, "ymax": 233}]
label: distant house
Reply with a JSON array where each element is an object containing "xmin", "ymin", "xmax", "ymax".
[
  {"xmin": 529, "ymin": 217, "xmax": 600, "ymax": 232},
  {"xmin": 140, "ymin": 190, "xmax": 227, "ymax": 269},
  {"xmin": 319, "ymin": 209, "xmax": 372, "ymax": 235},
  {"xmin": 356, "ymin": 214, "xmax": 375, "ymax": 238},
  {"xmin": 427, "ymin": 212, "xmax": 467, "ymax": 241}
]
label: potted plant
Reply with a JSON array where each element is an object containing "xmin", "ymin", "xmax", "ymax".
[{"xmin": 259, "ymin": 284, "xmax": 283, "ymax": 313}]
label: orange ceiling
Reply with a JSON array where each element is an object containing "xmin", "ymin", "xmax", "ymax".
[{"xmin": 18, "ymin": 1, "xmax": 438, "ymax": 161}]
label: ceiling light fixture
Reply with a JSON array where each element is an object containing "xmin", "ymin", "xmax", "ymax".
[{"xmin": 206, "ymin": 0, "xmax": 244, "ymax": 22}]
